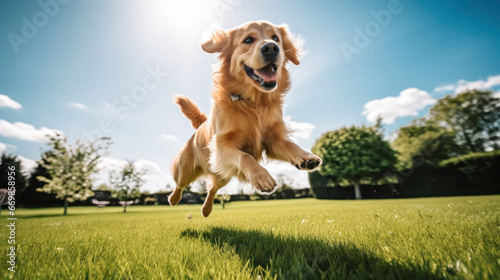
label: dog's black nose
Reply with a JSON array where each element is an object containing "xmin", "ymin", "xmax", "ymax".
[
  {"xmin": 261, "ymin": 42, "xmax": 279, "ymax": 55},
  {"xmin": 261, "ymin": 42, "xmax": 279, "ymax": 61}
]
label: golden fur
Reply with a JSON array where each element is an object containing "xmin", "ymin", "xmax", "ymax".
[{"xmin": 168, "ymin": 21, "xmax": 321, "ymax": 217}]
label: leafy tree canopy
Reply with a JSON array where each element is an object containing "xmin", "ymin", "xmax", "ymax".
[
  {"xmin": 37, "ymin": 134, "xmax": 111, "ymax": 215},
  {"xmin": 109, "ymin": 160, "xmax": 146, "ymax": 212},
  {"xmin": 311, "ymin": 125, "xmax": 397, "ymax": 199},
  {"xmin": 427, "ymin": 89, "xmax": 500, "ymax": 153},
  {"xmin": 393, "ymin": 89, "xmax": 500, "ymax": 169},
  {"xmin": 391, "ymin": 120, "xmax": 459, "ymax": 169}
]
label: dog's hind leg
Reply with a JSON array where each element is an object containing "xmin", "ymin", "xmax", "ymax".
[
  {"xmin": 168, "ymin": 167, "xmax": 201, "ymax": 206},
  {"xmin": 201, "ymin": 175, "xmax": 229, "ymax": 217},
  {"xmin": 168, "ymin": 137, "xmax": 202, "ymax": 206}
]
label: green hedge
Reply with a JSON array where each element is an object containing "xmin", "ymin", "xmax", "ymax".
[
  {"xmin": 310, "ymin": 150, "xmax": 500, "ymax": 199},
  {"xmin": 441, "ymin": 150, "xmax": 500, "ymax": 166}
]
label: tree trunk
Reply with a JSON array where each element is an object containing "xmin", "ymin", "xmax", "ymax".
[
  {"xmin": 123, "ymin": 204, "xmax": 127, "ymax": 213},
  {"xmin": 63, "ymin": 197, "xmax": 68, "ymax": 215},
  {"xmin": 354, "ymin": 182, "xmax": 362, "ymax": 200},
  {"xmin": 222, "ymin": 200, "xmax": 225, "ymax": 209}
]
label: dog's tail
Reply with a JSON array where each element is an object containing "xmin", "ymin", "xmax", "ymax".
[{"xmin": 174, "ymin": 94, "xmax": 207, "ymax": 129}]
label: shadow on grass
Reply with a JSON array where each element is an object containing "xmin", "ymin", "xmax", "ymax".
[{"xmin": 181, "ymin": 227, "xmax": 443, "ymax": 280}]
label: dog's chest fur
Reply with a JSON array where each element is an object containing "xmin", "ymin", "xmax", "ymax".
[{"xmin": 228, "ymin": 100, "xmax": 283, "ymax": 160}]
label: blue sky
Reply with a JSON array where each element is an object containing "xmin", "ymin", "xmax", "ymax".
[{"xmin": 1, "ymin": 0, "xmax": 500, "ymax": 193}]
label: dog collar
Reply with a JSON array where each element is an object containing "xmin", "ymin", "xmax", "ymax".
[{"xmin": 230, "ymin": 94, "xmax": 245, "ymax": 102}]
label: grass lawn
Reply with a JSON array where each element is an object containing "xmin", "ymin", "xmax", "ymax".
[{"xmin": 1, "ymin": 195, "xmax": 499, "ymax": 279}]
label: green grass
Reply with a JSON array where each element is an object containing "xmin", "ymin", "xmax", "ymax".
[{"xmin": 1, "ymin": 196, "xmax": 499, "ymax": 279}]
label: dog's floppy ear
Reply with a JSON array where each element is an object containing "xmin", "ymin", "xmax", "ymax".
[
  {"xmin": 278, "ymin": 24, "xmax": 303, "ymax": 65},
  {"xmin": 201, "ymin": 28, "xmax": 229, "ymax": 54}
]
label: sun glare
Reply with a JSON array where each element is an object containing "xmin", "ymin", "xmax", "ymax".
[
  {"xmin": 136, "ymin": 0, "xmax": 216, "ymax": 37},
  {"xmin": 129, "ymin": 0, "xmax": 217, "ymax": 58}
]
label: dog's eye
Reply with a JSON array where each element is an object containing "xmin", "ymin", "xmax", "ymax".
[
  {"xmin": 243, "ymin": 37, "xmax": 254, "ymax": 44},
  {"xmin": 272, "ymin": 35, "xmax": 279, "ymax": 42}
]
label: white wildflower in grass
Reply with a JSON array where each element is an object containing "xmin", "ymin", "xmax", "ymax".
[
  {"xmin": 388, "ymin": 231, "xmax": 393, "ymax": 235},
  {"xmin": 301, "ymin": 219, "xmax": 308, "ymax": 224},
  {"xmin": 56, "ymin": 248, "xmax": 64, "ymax": 251}
]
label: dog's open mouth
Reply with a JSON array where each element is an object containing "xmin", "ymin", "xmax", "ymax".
[{"xmin": 244, "ymin": 64, "xmax": 278, "ymax": 90}]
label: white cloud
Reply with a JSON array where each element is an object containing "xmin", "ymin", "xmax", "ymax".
[
  {"xmin": 455, "ymin": 79, "xmax": 486, "ymax": 94},
  {"xmin": 485, "ymin": 75, "xmax": 500, "ymax": 88},
  {"xmin": 0, "ymin": 94, "xmax": 22, "ymax": 109},
  {"xmin": 134, "ymin": 159, "xmax": 161, "ymax": 174},
  {"xmin": 97, "ymin": 157, "xmax": 127, "ymax": 173},
  {"xmin": 68, "ymin": 102, "xmax": 87, "ymax": 109},
  {"xmin": 0, "ymin": 142, "xmax": 37, "ymax": 173},
  {"xmin": 265, "ymin": 160, "xmax": 311, "ymax": 189},
  {"xmin": 494, "ymin": 91, "xmax": 500, "ymax": 99},
  {"xmin": 95, "ymin": 157, "xmax": 170, "ymax": 192},
  {"xmin": 18, "ymin": 155, "xmax": 37, "ymax": 173},
  {"xmin": 0, "ymin": 120, "xmax": 62, "ymax": 142},
  {"xmin": 435, "ymin": 74, "xmax": 500, "ymax": 94},
  {"xmin": 434, "ymin": 84, "xmax": 455, "ymax": 92},
  {"xmin": 285, "ymin": 116, "xmax": 315, "ymax": 139},
  {"xmin": 161, "ymin": 134, "xmax": 179, "ymax": 141},
  {"xmin": 363, "ymin": 88, "xmax": 436, "ymax": 124},
  {"xmin": 97, "ymin": 157, "xmax": 162, "ymax": 174}
]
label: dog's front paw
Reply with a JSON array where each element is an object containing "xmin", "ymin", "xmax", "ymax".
[
  {"xmin": 250, "ymin": 169, "xmax": 277, "ymax": 193},
  {"xmin": 292, "ymin": 154, "xmax": 322, "ymax": 171}
]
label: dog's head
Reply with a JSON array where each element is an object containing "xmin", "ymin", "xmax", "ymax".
[{"xmin": 201, "ymin": 21, "xmax": 302, "ymax": 93}]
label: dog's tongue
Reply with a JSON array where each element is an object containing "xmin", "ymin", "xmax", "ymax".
[{"xmin": 254, "ymin": 64, "xmax": 278, "ymax": 82}]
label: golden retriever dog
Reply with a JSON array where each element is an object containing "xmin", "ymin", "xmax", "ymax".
[{"xmin": 168, "ymin": 21, "xmax": 322, "ymax": 217}]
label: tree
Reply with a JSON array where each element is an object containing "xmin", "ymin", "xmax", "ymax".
[
  {"xmin": 391, "ymin": 121, "xmax": 459, "ymax": 169},
  {"xmin": 0, "ymin": 153, "xmax": 28, "ymax": 215},
  {"xmin": 427, "ymin": 89, "xmax": 500, "ymax": 154},
  {"xmin": 0, "ymin": 153, "xmax": 27, "ymax": 193},
  {"xmin": 311, "ymin": 125, "xmax": 397, "ymax": 199},
  {"xmin": 215, "ymin": 194, "xmax": 231, "ymax": 209},
  {"xmin": 109, "ymin": 161, "xmax": 146, "ymax": 213},
  {"xmin": 18, "ymin": 159, "xmax": 61, "ymax": 206},
  {"xmin": 37, "ymin": 134, "xmax": 111, "ymax": 215},
  {"xmin": 95, "ymin": 183, "xmax": 111, "ymax": 191}
]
